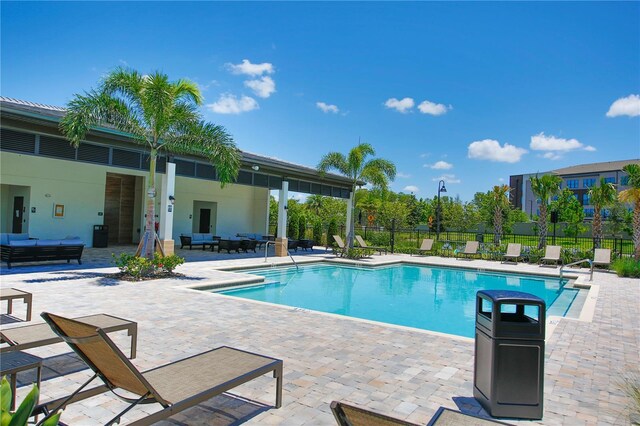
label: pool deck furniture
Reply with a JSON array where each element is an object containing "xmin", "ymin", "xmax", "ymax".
[
  {"xmin": 298, "ymin": 239, "xmax": 314, "ymax": 251},
  {"xmin": 218, "ymin": 238, "xmax": 242, "ymax": 253},
  {"xmin": 240, "ymin": 239, "xmax": 258, "ymax": 253},
  {"xmin": 0, "ymin": 313, "xmax": 137, "ymax": 359},
  {"xmin": 0, "ymin": 351, "xmax": 42, "ymax": 410},
  {"xmin": 287, "ymin": 239, "xmax": 299, "ymax": 252},
  {"xmin": 502, "ymin": 243, "xmax": 522, "ymax": 264},
  {"xmin": 179, "ymin": 233, "xmax": 219, "ymax": 250},
  {"xmin": 539, "ymin": 245, "xmax": 562, "ymax": 267},
  {"xmin": 592, "ymin": 248, "xmax": 611, "ymax": 269},
  {"xmin": 413, "ymin": 238, "xmax": 435, "ymax": 256},
  {"xmin": 1, "ymin": 239, "xmax": 84, "ymax": 269},
  {"xmin": 332, "ymin": 235, "xmax": 347, "ymax": 257},
  {"xmin": 456, "ymin": 241, "xmax": 480, "ymax": 260},
  {"xmin": 0, "ymin": 288, "xmax": 32, "ymax": 321},
  {"xmin": 36, "ymin": 312, "xmax": 283, "ymax": 426},
  {"xmin": 355, "ymin": 235, "xmax": 388, "ymax": 255}
]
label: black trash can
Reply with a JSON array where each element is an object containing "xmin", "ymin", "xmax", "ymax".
[
  {"xmin": 476, "ymin": 233, "xmax": 484, "ymax": 243},
  {"xmin": 473, "ymin": 290, "xmax": 545, "ymax": 419},
  {"xmin": 93, "ymin": 225, "xmax": 109, "ymax": 248}
]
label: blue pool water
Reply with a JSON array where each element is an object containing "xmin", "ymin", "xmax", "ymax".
[{"xmin": 216, "ymin": 264, "xmax": 577, "ymax": 338}]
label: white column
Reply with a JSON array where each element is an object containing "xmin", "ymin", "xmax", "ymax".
[
  {"xmin": 265, "ymin": 190, "xmax": 271, "ymax": 235},
  {"xmin": 277, "ymin": 181, "xmax": 288, "ymax": 238},
  {"xmin": 346, "ymin": 191, "xmax": 354, "ymax": 240},
  {"xmin": 159, "ymin": 162, "xmax": 176, "ymax": 254}
]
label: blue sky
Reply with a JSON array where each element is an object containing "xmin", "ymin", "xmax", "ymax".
[{"xmin": 2, "ymin": 1, "xmax": 639, "ymax": 201}]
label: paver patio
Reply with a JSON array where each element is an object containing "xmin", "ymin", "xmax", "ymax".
[{"xmin": 0, "ymin": 247, "xmax": 638, "ymax": 425}]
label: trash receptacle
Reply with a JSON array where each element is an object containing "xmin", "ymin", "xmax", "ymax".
[
  {"xmin": 476, "ymin": 233, "xmax": 484, "ymax": 243},
  {"xmin": 473, "ymin": 290, "xmax": 545, "ymax": 419},
  {"xmin": 93, "ymin": 225, "xmax": 109, "ymax": 248}
]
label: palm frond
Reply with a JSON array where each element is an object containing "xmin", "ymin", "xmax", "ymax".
[
  {"xmin": 623, "ymin": 164, "xmax": 640, "ymax": 188},
  {"xmin": 318, "ymin": 152, "xmax": 349, "ymax": 177}
]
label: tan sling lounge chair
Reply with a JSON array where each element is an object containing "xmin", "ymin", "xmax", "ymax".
[
  {"xmin": 592, "ymin": 248, "xmax": 611, "ymax": 268},
  {"xmin": 502, "ymin": 243, "xmax": 522, "ymax": 264},
  {"xmin": 355, "ymin": 235, "xmax": 388, "ymax": 255},
  {"xmin": 332, "ymin": 235, "xmax": 347, "ymax": 257},
  {"xmin": 456, "ymin": 241, "xmax": 480, "ymax": 260},
  {"xmin": 414, "ymin": 238, "xmax": 435, "ymax": 256},
  {"xmin": 36, "ymin": 312, "xmax": 283, "ymax": 426},
  {"xmin": 539, "ymin": 245, "xmax": 561, "ymax": 267}
]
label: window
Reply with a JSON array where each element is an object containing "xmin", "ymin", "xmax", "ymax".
[
  {"xmin": 583, "ymin": 193, "xmax": 591, "ymax": 205},
  {"xmin": 621, "ymin": 176, "xmax": 630, "ymax": 186},
  {"xmin": 604, "ymin": 177, "xmax": 616, "ymax": 184},
  {"xmin": 584, "ymin": 208, "xmax": 594, "ymax": 217},
  {"xmin": 566, "ymin": 179, "xmax": 579, "ymax": 189},
  {"xmin": 602, "ymin": 209, "xmax": 610, "ymax": 218},
  {"xmin": 583, "ymin": 178, "xmax": 596, "ymax": 188}
]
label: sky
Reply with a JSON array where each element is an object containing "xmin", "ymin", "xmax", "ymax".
[{"xmin": 2, "ymin": 1, "xmax": 639, "ymax": 202}]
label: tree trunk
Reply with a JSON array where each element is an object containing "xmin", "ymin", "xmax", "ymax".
[
  {"xmin": 493, "ymin": 205, "xmax": 502, "ymax": 245},
  {"xmin": 538, "ymin": 204, "xmax": 547, "ymax": 249},
  {"xmin": 634, "ymin": 202, "xmax": 640, "ymax": 260},
  {"xmin": 593, "ymin": 206, "xmax": 602, "ymax": 249},
  {"xmin": 346, "ymin": 183, "xmax": 356, "ymax": 249},
  {"xmin": 141, "ymin": 148, "xmax": 157, "ymax": 259}
]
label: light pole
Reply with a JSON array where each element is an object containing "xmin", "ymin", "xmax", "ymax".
[{"xmin": 436, "ymin": 180, "xmax": 447, "ymax": 240}]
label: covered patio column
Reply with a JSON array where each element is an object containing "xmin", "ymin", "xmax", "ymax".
[
  {"xmin": 275, "ymin": 180, "xmax": 288, "ymax": 257},
  {"xmin": 345, "ymin": 190, "xmax": 354, "ymax": 245},
  {"xmin": 159, "ymin": 162, "xmax": 176, "ymax": 255}
]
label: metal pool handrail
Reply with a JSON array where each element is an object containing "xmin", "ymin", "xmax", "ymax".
[
  {"xmin": 264, "ymin": 241, "xmax": 299, "ymax": 271},
  {"xmin": 560, "ymin": 259, "xmax": 592, "ymax": 281}
]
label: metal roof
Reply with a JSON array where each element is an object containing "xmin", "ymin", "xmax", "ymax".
[
  {"xmin": 550, "ymin": 159, "xmax": 640, "ymax": 176},
  {"xmin": 0, "ymin": 96, "xmax": 356, "ymax": 187}
]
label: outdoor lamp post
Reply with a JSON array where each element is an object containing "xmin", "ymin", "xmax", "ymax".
[{"xmin": 436, "ymin": 180, "xmax": 447, "ymax": 240}]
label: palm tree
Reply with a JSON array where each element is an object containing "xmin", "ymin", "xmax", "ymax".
[
  {"xmin": 490, "ymin": 184, "xmax": 510, "ymax": 245},
  {"xmin": 318, "ymin": 143, "xmax": 396, "ymax": 248},
  {"xmin": 619, "ymin": 164, "xmax": 640, "ymax": 259},
  {"xmin": 529, "ymin": 174, "xmax": 562, "ymax": 249},
  {"xmin": 60, "ymin": 67, "xmax": 240, "ymax": 258},
  {"xmin": 588, "ymin": 178, "xmax": 617, "ymax": 248},
  {"xmin": 305, "ymin": 194, "xmax": 325, "ymax": 216}
]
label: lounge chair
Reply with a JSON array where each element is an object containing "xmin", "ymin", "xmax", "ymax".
[
  {"xmin": 355, "ymin": 235, "xmax": 388, "ymax": 255},
  {"xmin": 592, "ymin": 248, "xmax": 611, "ymax": 269},
  {"xmin": 502, "ymin": 243, "xmax": 522, "ymax": 264},
  {"xmin": 0, "ymin": 288, "xmax": 32, "ymax": 321},
  {"xmin": 332, "ymin": 235, "xmax": 347, "ymax": 257},
  {"xmin": 456, "ymin": 241, "xmax": 479, "ymax": 260},
  {"xmin": 414, "ymin": 238, "xmax": 435, "ymax": 256},
  {"xmin": 539, "ymin": 245, "xmax": 561, "ymax": 267},
  {"xmin": 331, "ymin": 401, "xmax": 420, "ymax": 426},
  {"xmin": 36, "ymin": 312, "xmax": 283, "ymax": 426}
]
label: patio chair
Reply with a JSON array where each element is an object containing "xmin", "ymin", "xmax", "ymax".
[
  {"xmin": 332, "ymin": 235, "xmax": 347, "ymax": 257},
  {"xmin": 592, "ymin": 248, "xmax": 611, "ymax": 269},
  {"xmin": 414, "ymin": 238, "xmax": 435, "ymax": 256},
  {"xmin": 539, "ymin": 245, "xmax": 561, "ymax": 267},
  {"xmin": 355, "ymin": 235, "xmax": 388, "ymax": 255},
  {"xmin": 36, "ymin": 312, "xmax": 283, "ymax": 426},
  {"xmin": 331, "ymin": 401, "xmax": 421, "ymax": 426},
  {"xmin": 502, "ymin": 243, "xmax": 522, "ymax": 264},
  {"xmin": 456, "ymin": 241, "xmax": 480, "ymax": 260}
]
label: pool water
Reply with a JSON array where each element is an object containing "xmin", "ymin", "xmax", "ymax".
[{"xmin": 216, "ymin": 264, "xmax": 577, "ymax": 338}]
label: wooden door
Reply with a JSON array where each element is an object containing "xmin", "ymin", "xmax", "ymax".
[
  {"xmin": 199, "ymin": 209, "xmax": 211, "ymax": 233},
  {"xmin": 104, "ymin": 173, "xmax": 136, "ymax": 244}
]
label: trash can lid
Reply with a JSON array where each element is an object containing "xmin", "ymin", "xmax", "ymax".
[{"xmin": 477, "ymin": 289, "xmax": 544, "ymax": 304}]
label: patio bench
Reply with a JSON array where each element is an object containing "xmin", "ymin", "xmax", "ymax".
[
  {"xmin": 1, "ymin": 238, "xmax": 84, "ymax": 269},
  {"xmin": 179, "ymin": 233, "xmax": 219, "ymax": 250}
]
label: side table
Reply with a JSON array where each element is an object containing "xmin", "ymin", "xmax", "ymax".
[{"xmin": 0, "ymin": 350, "xmax": 43, "ymax": 410}]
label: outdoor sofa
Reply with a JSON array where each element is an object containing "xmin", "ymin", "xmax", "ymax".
[
  {"xmin": 179, "ymin": 233, "xmax": 219, "ymax": 250},
  {"xmin": 1, "ymin": 233, "xmax": 84, "ymax": 269},
  {"xmin": 236, "ymin": 233, "xmax": 272, "ymax": 248}
]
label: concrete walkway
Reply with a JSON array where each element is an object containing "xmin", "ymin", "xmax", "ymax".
[{"xmin": 0, "ymin": 251, "xmax": 638, "ymax": 425}]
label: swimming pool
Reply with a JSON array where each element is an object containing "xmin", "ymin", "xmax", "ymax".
[{"xmin": 215, "ymin": 263, "xmax": 578, "ymax": 338}]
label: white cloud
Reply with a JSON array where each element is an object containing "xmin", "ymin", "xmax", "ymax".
[
  {"xmin": 498, "ymin": 178, "xmax": 505, "ymax": 182},
  {"xmin": 384, "ymin": 97, "xmax": 415, "ymax": 113},
  {"xmin": 403, "ymin": 185, "xmax": 419, "ymax": 193},
  {"xmin": 426, "ymin": 161, "xmax": 453, "ymax": 170},
  {"xmin": 226, "ymin": 59, "xmax": 274, "ymax": 76},
  {"xmin": 432, "ymin": 174, "xmax": 461, "ymax": 184},
  {"xmin": 529, "ymin": 133, "xmax": 596, "ymax": 159},
  {"xmin": 244, "ymin": 76, "xmax": 275, "ymax": 98},
  {"xmin": 584, "ymin": 145, "xmax": 597, "ymax": 152},
  {"xmin": 420, "ymin": 153, "xmax": 430, "ymax": 158},
  {"xmin": 396, "ymin": 172, "xmax": 411, "ymax": 178},
  {"xmin": 541, "ymin": 152, "xmax": 562, "ymax": 161},
  {"xmin": 417, "ymin": 100, "xmax": 451, "ymax": 116},
  {"xmin": 606, "ymin": 94, "xmax": 640, "ymax": 117},
  {"xmin": 316, "ymin": 102, "xmax": 340, "ymax": 113},
  {"xmin": 468, "ymin": 139, "xmax": 527, "ymax": 163},
  {"xmin": 207, "ymin": 94, "xmax": 259, "ymax": 114}
]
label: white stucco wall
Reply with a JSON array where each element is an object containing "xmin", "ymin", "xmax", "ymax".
[{"xmin": 1, "ymin": 151, "xmax": 269, "ymax": 246}]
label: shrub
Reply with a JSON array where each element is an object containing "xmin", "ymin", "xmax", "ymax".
[
  {"xmin": 153, "ymin": 253, "xmax": 185, "ymax": 273},
  {"xmin": 367, "ymin": 232, "xmax": 390, "ymax": 247},
  {"xmin": 526, "ymin": 248, "xmax": 544, "ymax": 264},
  {"xmin": 327, "ymin": 219, "xmax": 338, "ymax": 246},
  {"xmin": 113, "ymin": 253, "xmax": 154, "ymax": 279},
  {"xmin": 312, "ymin": 220, "xmax": 323, "ymax": 245},
  {"xmin": 343, "ymin": 248, "xmax": 371, "ymax": 259},
  {"xmin": 298, "ymin": 215, "xmax": 307, "ymax": 240},
  {"xmin": 288, "ymin": 214, "xmax": 299, "ymax": 240},
  {"xmin": 612, "ymin": 258, "xmax": 640, "ymax": 278},
  {"xmin": 1, "ymin": 376, "xmax": 60, "ymax": 426}
]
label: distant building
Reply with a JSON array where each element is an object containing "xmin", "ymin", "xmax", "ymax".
[{"xmin": 509, "ymin": 159, "xmax": 640, "ymax": 219}]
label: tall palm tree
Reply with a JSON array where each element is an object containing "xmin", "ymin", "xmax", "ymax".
[
  {"xmin": 60, "ymin": 67, "xmax": 240, "ymax": 258},
  {"xmin": 529, "ymin": 174, "xmax": 562, "ymax": 249},
  {"xmin": 305, "ymin": 194, "xmax": 325, "ymax": 216},
  {"xmin": 490, "ymin": 184, "xmax": 510, "ymax": 244},
  {"xmin": 619, "ymin": 164, "xmax": 640, "ymax": 259},
  {"xmin": 318, "ymin": 143, "xmax": 396, "ymax": 248},
  {"xmin": 588, "ymin": 178, "xmax": 617, "ymax": 248}
]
